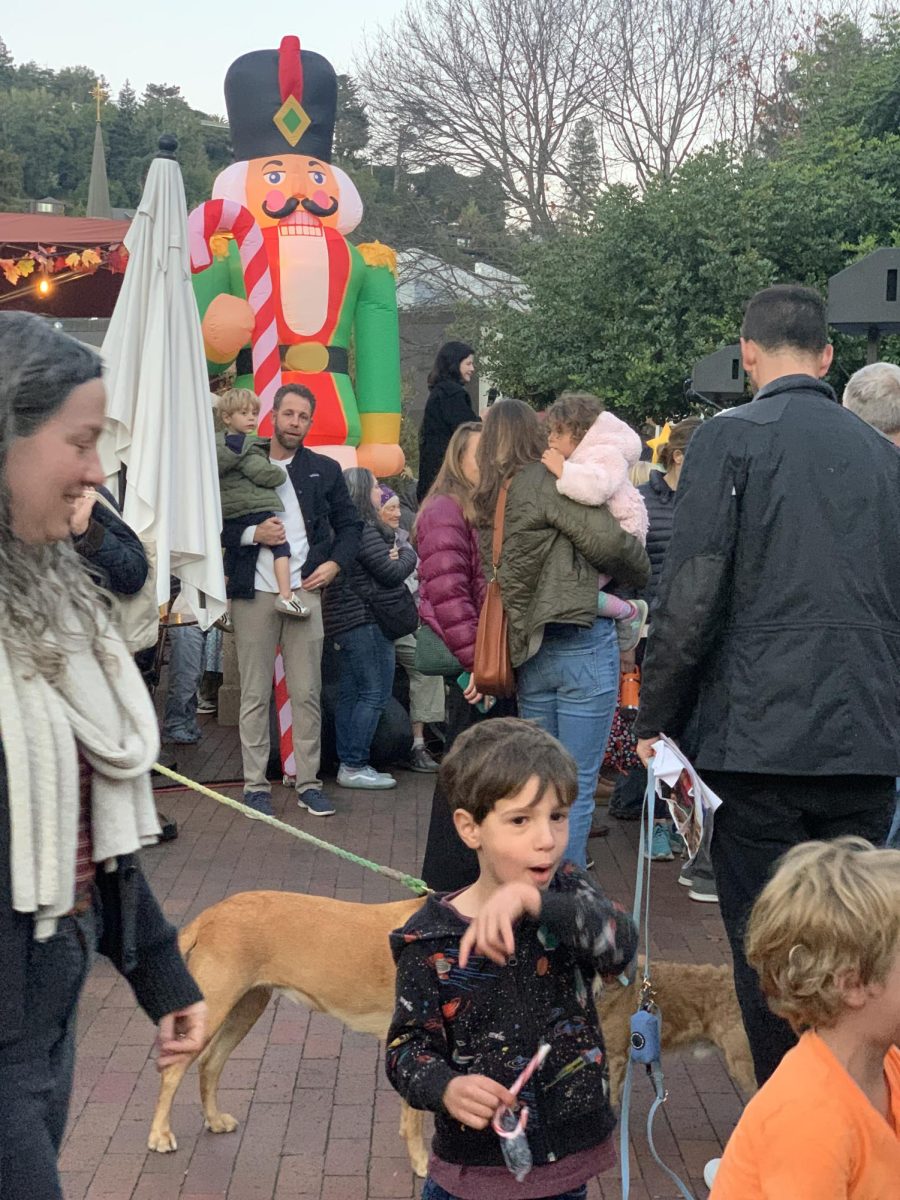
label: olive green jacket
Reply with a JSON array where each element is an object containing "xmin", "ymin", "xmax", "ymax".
[{"xmin": 481, "ymin": 463, "xmax": 651, "ymax": 667}]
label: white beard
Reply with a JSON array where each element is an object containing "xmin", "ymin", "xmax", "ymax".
[{"xmin": 278, "ymin": 212, "xmax": 328, "ymax": 336}]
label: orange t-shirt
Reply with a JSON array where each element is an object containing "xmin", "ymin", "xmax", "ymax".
[{"xmin": 711, "ymin": 1032, "xmax": 900, "ymax": 1200}]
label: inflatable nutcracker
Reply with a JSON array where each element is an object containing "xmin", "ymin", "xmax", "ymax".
[{"xmin": 191, "ymin": 35, "xmax": 404, "ymax": 475}]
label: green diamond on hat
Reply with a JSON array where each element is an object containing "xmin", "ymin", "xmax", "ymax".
[{"xmin": 273, "ymin": 95, "xmax": 310, "ymax": 147}]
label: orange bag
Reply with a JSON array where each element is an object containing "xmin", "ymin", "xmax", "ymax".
[{"xmin": 473, "ymin": 481, "xmax": 515, "ymax": 698}]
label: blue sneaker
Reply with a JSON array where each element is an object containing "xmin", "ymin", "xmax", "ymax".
[
  {"xmin": 298, "ymin": 788, "xmax": 336, "ymax": 817},
  {"xmin": 647, "ymin": 823, "xmax": 674, "ymax": 861},
  {"xmin": 243, "ymin": 790, "xmax": 273, "ymax": 816}
]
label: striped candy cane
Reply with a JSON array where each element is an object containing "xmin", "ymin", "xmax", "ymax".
[
  {"xmin": 188, "ymin": 199, "xmax": 282, "ymax": 434},
  {"xmin": 190, "ymin": 199, "xmax": 295, "ymax": 780}
]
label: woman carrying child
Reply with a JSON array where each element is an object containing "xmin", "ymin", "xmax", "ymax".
[{"xmin": 473, "ymin": 401, "xmax": 649, "ymax": 868}]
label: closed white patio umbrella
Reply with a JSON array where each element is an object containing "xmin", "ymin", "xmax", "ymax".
[{"xmin": 100, "ymin": 134, "xmax": 225, "ymax": 626}]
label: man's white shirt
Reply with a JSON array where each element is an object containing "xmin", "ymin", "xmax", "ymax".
[{"xmin": 239, "ymin": 454, "xmax": 309, "ymax": 592}]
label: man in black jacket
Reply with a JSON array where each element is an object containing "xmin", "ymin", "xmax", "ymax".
[
  {"xmin": 221, "ymin": 384, "xmax": 362, "ymax": 818},
  {"xmin": 635, "ymin": 285, "xmax": 900, "ymax": 1086}
]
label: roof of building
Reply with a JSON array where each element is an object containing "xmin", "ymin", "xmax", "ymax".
[{"xmin": 0, "ymin": 212, "xmax": 131, "ymax": 247}]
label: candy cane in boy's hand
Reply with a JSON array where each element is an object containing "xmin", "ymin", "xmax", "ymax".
[
  {"xmin": 190, "ymin": 199, "xmax": 294, "ymax": 777},
  {"xmin": 188, "ymin": 199, "xmax": 282, "ymax": 434},
  {"xmin": 492, "ymin": 1042, "xmax": 551, "ymax": 1183}
]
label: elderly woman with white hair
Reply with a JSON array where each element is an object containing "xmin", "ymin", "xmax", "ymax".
[{"xmin": 0, "ymin": 313, "xmax": 205, "ymax": 1199}]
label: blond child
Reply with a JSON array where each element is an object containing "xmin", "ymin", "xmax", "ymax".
[
  {"xmin": 216, "ymin": 389, "xmax": 308, "ymax": 621},
  {"xmin": 541, "ymin": 393, "xmax": 649, "ymax": 651},
  {"xmin": 709, "ymin": 836, "xmax": 900, "ymax": 1198}
]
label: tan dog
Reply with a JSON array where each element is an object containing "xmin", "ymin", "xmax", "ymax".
[
  {"xmin": 598, "ymin": 961, "xmax": 757, "ymax": 1102},
  {"xmin": 148, "ymin": 891, "xmax": 753, "ymax": 1177}
]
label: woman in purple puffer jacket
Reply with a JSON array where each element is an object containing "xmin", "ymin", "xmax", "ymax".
[{"xmin": 416, "ymin": 422, "xmax": 516, "ymax": 890}]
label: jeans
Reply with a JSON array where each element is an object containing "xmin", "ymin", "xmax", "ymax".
[
  {"xmin": 422, "ymin": 1180, "xmax": 586, "ymax": 1200},
  {"xmin": 517, "ymin": 620, "xmax": 619, "ymax": 867},
  {"xmin": 705, "ymin": 770, "xmax": 895, "ymax": 1086},
  {"xmin": 0, "ymin": 905, "xmax": 97, "ymax": 1200},
  {"xmin": 162, "ymin": 624, "xmax": 205, "ymax": 741},
  {"xmin": 334, "ymin": 622, "xmax": 397, "ymax": 768},
  {"xmin": 887, "ymin": 785, "xmax": 900, "ymax": 849}
]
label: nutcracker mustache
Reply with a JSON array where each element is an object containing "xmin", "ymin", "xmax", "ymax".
[
  {"xmin": 301, "ymin": 195, "xmax": 339, "ymax": 218},
  {"xmin": 263, "ymin": 196, "xmax": 301, "ymax": 220}
]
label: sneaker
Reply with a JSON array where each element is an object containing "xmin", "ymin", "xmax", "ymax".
[
  {"xmin": 616, "ymin": 599, "xmax": 648, "ymax": 653},
  {"xmin": 243, "ymin": 790, "xmax": 273, "ymax": 816},
  {"xmin": 275, "ymin": 593, "xmax": 311, "ymax": 619},
  {"xmin": 337, "ymin": 764, "xmax": 397, "ymax": 790},
  {"xmin": 669, "ymin": 825, "xmax": 687, "ymax": 855},
  {"xmin": 677, "ymin": 867, "xmax": 694, "ymax": 887},
  {"xmin": 298, "ymin": 787, "xmax": 336, "ymax": 817},
  {"xmin": 161, "ymin": 730, "xmax": 200, "ymax": 745},
  {"xmin": 688, "ymin": 876, "xmax": 719, "ymax": 903},
  {"xmin": 585, "ymin": 856, "xmax": 595, "ymax": 870},
  {"xmin": 408, "ymin": 746, "xmax": 439, "ymax": 773},
  {"xmin": 609, "ymin": 804, "xmax": 642, "ymax": 821},
  {"xmin": 704, "ymin": 1159, "xmax": 721, "ymax": 1188},
  {"xmin": 647, "ymin": 824, "xmax": 674, "ymax": 861},
  {"xmin": 196, "ymin": 697, "xmax": 217, "ymax": 714}
]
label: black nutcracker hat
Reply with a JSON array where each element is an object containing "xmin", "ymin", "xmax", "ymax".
[{"xmin": 224, "ymin": 35, "xmax": 337, "ymax": 163}]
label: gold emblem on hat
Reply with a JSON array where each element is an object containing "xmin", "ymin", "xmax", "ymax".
[{"xmin": 273, "ymin": 95, "xmax": 311, "ymax": 147}]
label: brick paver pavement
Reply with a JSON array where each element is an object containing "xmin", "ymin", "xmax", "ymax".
[{"xmin": 60, "ymin": 718, "xmax": 745, "ymax": 1200}]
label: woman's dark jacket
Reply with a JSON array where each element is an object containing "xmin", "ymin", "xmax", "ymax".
[
  {"xmin": 635, "ymin": 376, "xmax": 900, "ymax": 775},
  {"xmin": 386, "ymin": 863, "xmax": 637, "ymax": 1168},
  {"xmin": 416, "ymin": 380, "xmax": 477, "ymax": 502},
  {"xmin": 0, "ymin": 744, "xmax": 202, "ymax": 1047},
  {"xmin": 323, "ymin": 522, "xmax": 416, "ymax": 638},
  {"xmin": 637, "ymin": 469, "xmax": 675, "ymax": 610},
  {"xmin": 73, "ymin": 487, "xmax": 148, "ymax": 597}
]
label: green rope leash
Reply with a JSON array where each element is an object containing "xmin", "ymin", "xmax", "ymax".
[{"xmin": 152, "ymin": 763, "xmax": 431, "ymax": 896}]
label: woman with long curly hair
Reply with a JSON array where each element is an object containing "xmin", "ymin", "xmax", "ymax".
[{"xmin": 0, "ymin": 313, "xmax": 206, "ymax": 1199}]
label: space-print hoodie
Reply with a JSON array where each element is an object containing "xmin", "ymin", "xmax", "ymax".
[{"xmin": 386, "ymin": 862, "xmax": 638, "ymax": 1168}]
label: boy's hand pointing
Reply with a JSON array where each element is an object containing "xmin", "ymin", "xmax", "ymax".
[{"xmin": 458, "ymin": 883, "xmax": 542, "ymax": 968}]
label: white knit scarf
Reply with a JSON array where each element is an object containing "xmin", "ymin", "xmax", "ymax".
[{"xmin": 0, "ymin": 612, "xmax": 161, "ymax": 940}]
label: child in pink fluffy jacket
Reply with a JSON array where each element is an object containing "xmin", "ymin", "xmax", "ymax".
[{"xmin": 542, "ymin": 393, "xmax": 649, "ymax": 650}]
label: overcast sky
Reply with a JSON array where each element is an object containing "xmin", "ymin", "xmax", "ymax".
[{"xmin": 3, "ymin": 2, "xmax": 407, "ymax": 114}]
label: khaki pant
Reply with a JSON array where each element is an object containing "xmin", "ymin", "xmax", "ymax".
[
  {"xmin": 394, "ymin": 633, "xmax": 446, "ymax": 725},
  {"xmin": 231, "ymin": 590, "xmax": 323, "ymax": 794}
]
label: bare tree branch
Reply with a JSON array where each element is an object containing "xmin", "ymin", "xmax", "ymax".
[{"xmin": 358, "ymin": 0, "xmax": 617, "ymax": 233}]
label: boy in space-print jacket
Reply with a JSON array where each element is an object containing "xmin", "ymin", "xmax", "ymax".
[{"xmin": 386, "ymin": 862, "xmax": 638, "ymax": 1170}]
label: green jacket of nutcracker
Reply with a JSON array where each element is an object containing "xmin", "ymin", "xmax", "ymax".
[{"xmin": 192, "ymin": 36, "xmax": 404, "ymax": 476}]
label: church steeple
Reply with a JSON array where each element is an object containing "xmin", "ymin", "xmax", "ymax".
[{"xmin": 86, "ymin": 80, "xmax": 112, "ymax": 219}]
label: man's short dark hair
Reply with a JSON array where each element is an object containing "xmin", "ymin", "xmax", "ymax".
[
  {"xmin": 741, "ymin": 285, "xmax": 828, "ymax": 354},
  {"xmin": 273, "ymin": 383, "xmax": 317, "ymax": 415},
  {"xmin": 440, "ymin": 717, "xmax": 577, "ymax": 823}
]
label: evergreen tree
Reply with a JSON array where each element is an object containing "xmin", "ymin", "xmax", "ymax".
[
  {"xmin": 108, "ymin": 80, "xmax": 141, "ymax": 205},
  {"xmin": 0, "ymin": 37, "xmax": 14, "ymax": 89},
  {"xmin": 563, "ymin": 118, "xmax": 602, "ymax": 232},
  {"xmin": 335, "ymin": 74, "xmax": 370, "ymax": 165}
]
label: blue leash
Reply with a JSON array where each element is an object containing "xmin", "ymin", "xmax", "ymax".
[{"xmin": 618, "ymin": 760, "xmax": 697, "ymax": 1200}]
